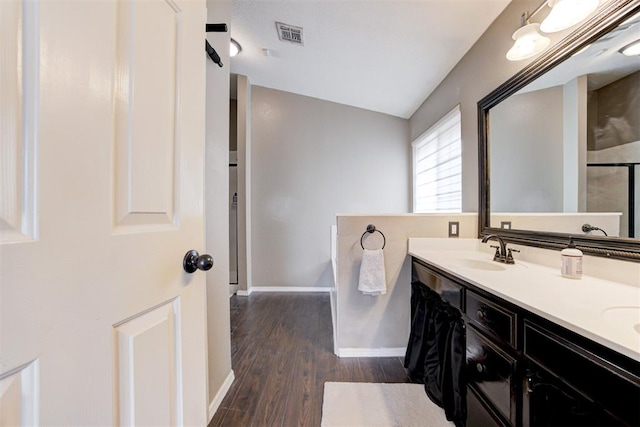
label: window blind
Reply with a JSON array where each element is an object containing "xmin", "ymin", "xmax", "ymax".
[{"xmin": 412, "ymin": 106, "xmax": 462, "ymax": 213}]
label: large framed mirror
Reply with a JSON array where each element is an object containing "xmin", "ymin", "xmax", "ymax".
[{"xmin": 479, "ymin": 0, "xmax": 640, "ymax": 261}]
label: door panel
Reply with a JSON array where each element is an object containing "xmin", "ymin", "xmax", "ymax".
[
  {"xmin": 0, "ymin": 361, "xmax": 38, "ymax": 426},
  {"xmin": 114, "ymin": 0, "xmax": 181, "ymax": 230},
  {"xmin": 0, "ymin": 0, "xmax": 208, "ymax": 424},
  {"xmin": 0, "ymin": 0, "xmax": 22, "ymax": 235},
  {"xmin": 115, "ymin": 299, "xmax": 181, "ymax": 426},
  {"xmin": 0, "ymin": 0, "xmax": 37, "ymax": 243}
]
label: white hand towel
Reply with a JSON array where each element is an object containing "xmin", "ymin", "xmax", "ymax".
[{"xmin": 358, "ymin": 249, "xmax": 387, "ymax": 296}]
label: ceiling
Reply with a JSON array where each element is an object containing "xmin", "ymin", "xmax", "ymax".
[{"xmin": 229, "ymin": 0, "xmax": 511, "ymax": 119}]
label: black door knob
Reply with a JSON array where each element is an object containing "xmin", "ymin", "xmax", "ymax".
[{"xmin": 183, "ymin": 250, "xmax": 214, "ymax": 273}]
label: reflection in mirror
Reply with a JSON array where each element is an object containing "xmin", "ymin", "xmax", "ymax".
[{"xmin": 489, "ymin": 11, "xmax": 640, "ymax": 239}]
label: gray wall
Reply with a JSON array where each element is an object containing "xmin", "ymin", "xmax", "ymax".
[
  {"xmin": 236, "ymin": 75, "xmax": 253, "ymax": 293},
  {"xmin": 251, "ymin": 86, "xmax": 410, "ymax": 288},
  {"xmin": 336, "ymin": 214, "xmax": 478, "ymax": 353},
  {"xmin": 409, "ymin": 0, "xmax": 579, "ymax": 212},
  {"xmin": 490, "ymin": 86, "xmax": 564, "ymax": 212},
  {"xmin": 229, "ymin": 99, "xmax": 237, "ymax": 151}
]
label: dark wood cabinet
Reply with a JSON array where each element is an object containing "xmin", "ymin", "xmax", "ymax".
[
  {"xmin": 466, "ymin": 290, "xmax": 516, "ymax": 346},
  {"xmin": 466, "ymin": 325, "xmax": 518, "ymax": 426},
  {"xmin": 523, "ymin": 320, "xmax": 640, "ymax": 426},
  {"xmin": 464, "ymin": 289, "xmax": 519, "ymax": 427},
  {"xmin": 412, "ymin": 259, "xmax": 464, "ymax": 309},
  {"xmin": 410, "ymin": 257, "xmax": 640, "ymax": 427},
  {"xmin": 467, "ymin": 385, "xmax": 509, "ymax": 427}
]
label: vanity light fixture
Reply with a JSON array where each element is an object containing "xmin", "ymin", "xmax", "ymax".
[
  {"xmin": 619, "ymin": 39, "xmax": 640, "ymax": 56},
  {"xmin": 507, "ymin": 0, "xmax": 600, "ymax": 61},
  {"xmin": 230, "ymin": 38, "xmax": 241, "ymax": 57},
  {"xmin": 539, "ymin": 0, "xmax": 599, "ymax": 33},
  {"xmin": 506, "ymin": 18, "xmax": 550, "ymax": 61}
]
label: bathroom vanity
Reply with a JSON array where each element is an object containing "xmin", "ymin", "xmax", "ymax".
[{"xmin": 408, "ymin": 239, "xmax": 640, "ymax": 427}]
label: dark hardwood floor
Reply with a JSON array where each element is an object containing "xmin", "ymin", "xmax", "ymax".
[{"xmin": 209, "ymin": 292, "xmax": 410, "ymax": 427}]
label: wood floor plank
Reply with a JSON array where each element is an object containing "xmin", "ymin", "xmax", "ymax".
[
  {"xmin": 209, "ymin": 293, "xmax": 410, "ymax": 427},
  {"xmin": 379, "ymin": 356, "xmax": 411, "ymax": 383},
  {"xmin": 283, "ymin": 345, "xmax": 316, "ymax": 426},
  {"xmin": 357, "ymin": 357, "xmax": 386, "ymax": 382},
  {"xmin": 208, "ymin": 406, "xmax": 228, "ymax": 427}
]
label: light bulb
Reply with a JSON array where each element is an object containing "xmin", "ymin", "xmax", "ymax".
[
  {"xmin": 620, "ymin": 39, "xmax": 640, "ymax": 56},
  {"xmin": 540, "ymin": 0, "xmax": 599, "ymax": 33}
]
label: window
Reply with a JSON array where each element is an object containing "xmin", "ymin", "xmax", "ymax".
[{"xmin": 412, "ymin": 105, "xmax": 462, "ymax": 213}]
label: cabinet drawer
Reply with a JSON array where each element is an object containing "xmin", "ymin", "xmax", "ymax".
[
  {"xmin": 466, "ymin": 325, "xmax": 517, "ymax": 426},
  {"xmin": 412, "ymin": 260, "xmax": 463, "ymax": 310},
  {"xmin": 524, "ymin": 320, "xmax": 640, "ymax": 426},
  {"xmin": 467, "ymin": 290, "xmax": 516, "ymax": 346}
]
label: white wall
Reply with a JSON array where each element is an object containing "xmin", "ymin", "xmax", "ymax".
[
  {"xmin": 563, "ymin": 76, "xmax": 588, "ymax": 212},
  {"xmin": 251, "ymin": 86, "xmax": 410, "ymax": 289},
  {"xmin": 204, "ymin": 0, "xmax": 233, "ymax": 419}
]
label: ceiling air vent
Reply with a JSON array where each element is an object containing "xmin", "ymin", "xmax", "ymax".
[{"xmin": 276, "ymin": 22, "xmax": 303, "ymax": 45}]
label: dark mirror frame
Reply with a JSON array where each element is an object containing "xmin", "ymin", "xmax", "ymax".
[{"xmin": 478, "ymin": 0, "xmax": 640, "ymax": 262}]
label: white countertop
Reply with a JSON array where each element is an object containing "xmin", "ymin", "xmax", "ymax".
[{"xmin": 408, "ymin": 238, "xmax": 640, "ymax": 362}]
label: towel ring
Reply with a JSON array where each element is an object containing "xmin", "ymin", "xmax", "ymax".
[{"xmin": 360, "ymin": 224, "xmax": 386, "ymax": 250}]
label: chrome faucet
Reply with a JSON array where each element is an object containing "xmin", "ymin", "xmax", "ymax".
[{"xmin": 481, "ymin": 234, "xmax": 518, "ymax": 264}]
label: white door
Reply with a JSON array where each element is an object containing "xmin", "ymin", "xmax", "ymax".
[{"xmin": 0, "ymin": 0, "xmax": 208, "ymax": 425}]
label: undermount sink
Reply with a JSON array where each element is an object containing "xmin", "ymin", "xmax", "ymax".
[
  {"xmin": 449, "ymin": 258, "xmax": 506, "ymax": 271},
  {"xmin": 601, "ymin": 306, "xmax": 640, "ymax": 335}
]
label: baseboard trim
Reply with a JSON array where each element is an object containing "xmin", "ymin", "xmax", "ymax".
[
  {"xmin": 208, "ymin": 370, "xmax": 235, "ymax": 422},
  {"xmin": 229, "ymin": 284, "xmax": 239, "ymax": 298},
  {"xmin": 338, "ymin": 347, "xmax": 406, "ymax": 358},
  {"xmin": 236, "ymin": 287, "xmax": 331, "ymax": 297},
  {"xmin": 250, "ymin": 286, "xmax": 331, "ymax": 293}
]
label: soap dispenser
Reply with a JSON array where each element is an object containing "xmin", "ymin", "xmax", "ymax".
[{"xmin": 561, "ymin": 238, "xmax": 582, "ymax": 279}]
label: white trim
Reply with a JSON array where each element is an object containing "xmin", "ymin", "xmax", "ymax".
[
  {"xmin": 249, "ymin": 286, "xmax": 331, "ymax": 293},
  {"xmin": 329, "ymin": 290, "xmax": 337, "ymax": 356},
  {"xmin": 337, "ymin": 347, "xmax": 406, "ymax": 358},
  {"xmin": 229, "ymin": 284, "xmax": 239, "ymax": 298},
  {"xmin": 208, "ymin": 370, "xmax": 235, "ymax": 422},
  {"xmin": 236, "ymin": 289, "xmax": 252, "ymax": 296},
  {"xmin": 411, "ymin": 104, "xmax": 461, "ymax": 146}
]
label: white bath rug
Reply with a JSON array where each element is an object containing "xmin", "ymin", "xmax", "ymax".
[{"xmin": 321, "ymin": 382, "xmax": 455, "ymax": 427}]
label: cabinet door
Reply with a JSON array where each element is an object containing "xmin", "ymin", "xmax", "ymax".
[
  {"xmin": 524, "ymin": 321, "xmax": 640, "ymax": 426},
  {"xmin": 467, "ymin": 386, "xmax": 509, "ymax": 427},
  {"xmin": 523, "ymin": 362, "xmax": 623, "ymax": 427}
]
